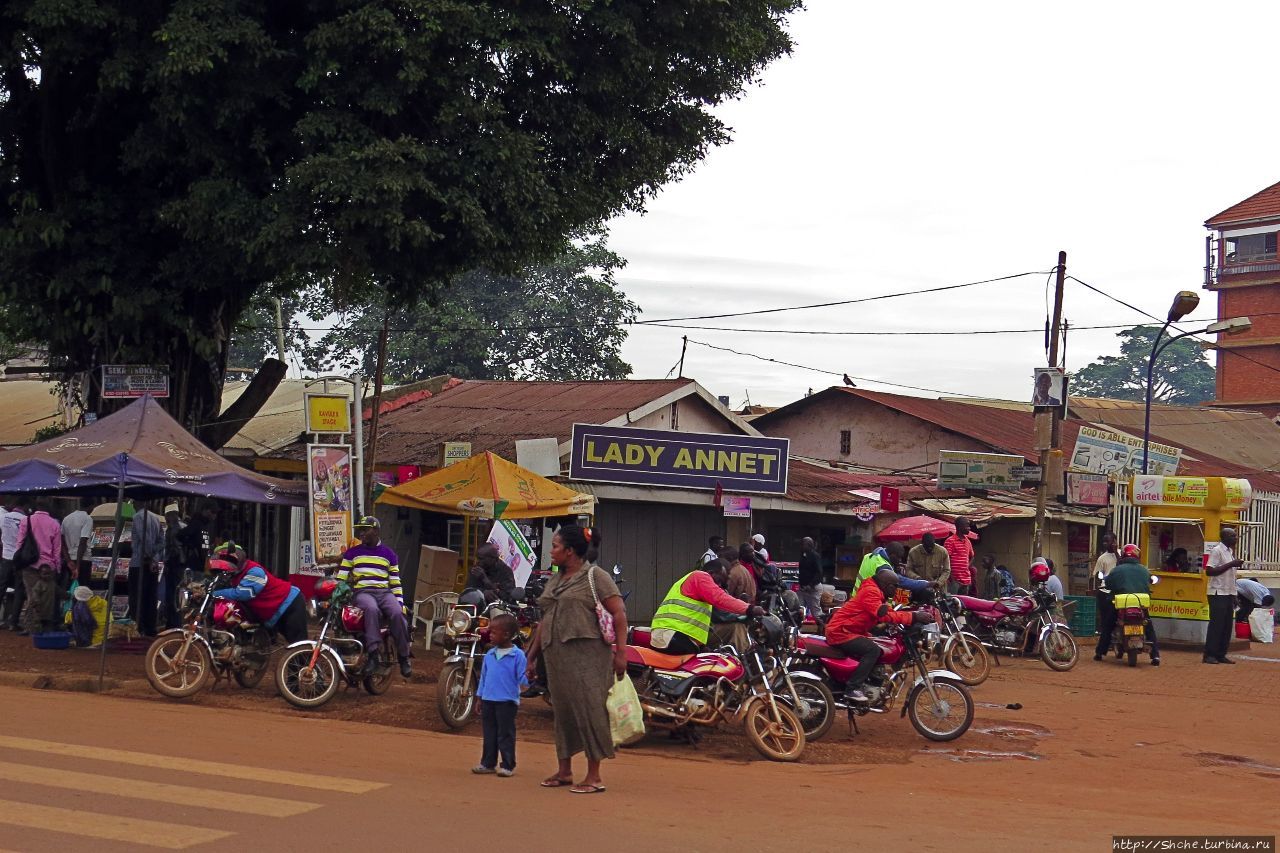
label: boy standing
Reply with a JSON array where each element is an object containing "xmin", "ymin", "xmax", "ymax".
[{"xmin": 472, "ymin": 613, "xmax": 528, "ymax": 777}]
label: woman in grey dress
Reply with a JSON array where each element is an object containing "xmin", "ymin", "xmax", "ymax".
[{"xmin": 525, "ymin": 524, "xmax": 628, "ymax": 794}]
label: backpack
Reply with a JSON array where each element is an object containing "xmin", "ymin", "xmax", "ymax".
[{"xmin": 13, "ymin": 521, "xmax": 39, "ymax": 569}]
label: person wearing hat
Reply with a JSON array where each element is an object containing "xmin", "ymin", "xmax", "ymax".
[
  {"xmin": 336, "ymin": 516, "xmax": 412, "ymax": 677},
  {"xmin": 1099, "ymin": 544, "xmax": 1160, "ymax": 666},
  {"xmin": 750, "ymin": 533, "xmax": 770, "ymax": 564},
  {"xmin": 207, "ymin": 544, "xmax": 308, "ymax": 644}
]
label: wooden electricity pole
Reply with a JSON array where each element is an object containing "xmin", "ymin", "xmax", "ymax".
[{"xmin": 1032, "ymin": 250, "xmax": 1067, "ymax": 559}]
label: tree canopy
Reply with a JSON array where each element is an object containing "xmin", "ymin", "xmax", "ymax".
[
  {"xmin": 292, "ymin": 236, "xmax": 638, "ymax": 382},
  {"xmin": 0, "ymin": 1, "xmax": 800, "ymax": 426},
  {"xmin": 1071, "ymin": 325, "xmax": 1216, "ymax": 405}
]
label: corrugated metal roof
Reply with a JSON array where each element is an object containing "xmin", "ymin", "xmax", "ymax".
[
  {"xmin": 785, "ymin": 460, "xmax": 946, "ymax": 506},
  {"xmin": 1206, "ymin": 179, "xmax": 1280, "ymax": 227}
]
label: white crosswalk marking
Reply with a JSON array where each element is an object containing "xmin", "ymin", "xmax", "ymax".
[{"xmin": 0, "ymin": 799, "xmax": 232, "ymax": 850}]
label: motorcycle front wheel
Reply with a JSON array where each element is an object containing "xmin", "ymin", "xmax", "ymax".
[
  {"xmin": 742, "ymin": 699, "xmax": 806, "ymax": 761},
  {"xmin": 436, "ymin": 662, "xmax": 476, "ymax": 728},
  {"xmin": 942, "ymin": 634, "xmax": 991, "ymax": 686},
  {"xmin": 906, "ymin": 680, "xmax": 974, "ymax": 741},
  {"xmin": 778, "ymin": 678, "xmax": 835, "ymax": 742},
  {"xmin": 145, "ymin": 635, "xmax": 212, "ymax": 698},
  {"xmin": 1040, "ymin": 626, "xmax": 1079, "ymax": 671},
  {"xmin": 275, "ymin": 646, "xmax": 341, "ymax": 709}
]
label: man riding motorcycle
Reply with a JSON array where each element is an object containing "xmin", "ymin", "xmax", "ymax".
[
  {"xmin": 825, "ymin": 568, "xmax": 933, "ymax": 704},
  {"xmin": 207, "ymin": 545, "xmax": 308, "ymax": 644},
  {"xmin": 650, "ymin": 560, "xmax": 765, "ymax": 656},
  {"xmin": 335, "ymin": 516, "xmax": 412, "ymax": 678},
  {"xmin": 1095, "ymin": 543, "xmax": 1160, "ymax": 666}
]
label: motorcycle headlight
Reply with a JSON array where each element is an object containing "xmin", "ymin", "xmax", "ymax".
[{"xmin": 446, "ymin": 608, "xmax": 473, "ymax": 636}]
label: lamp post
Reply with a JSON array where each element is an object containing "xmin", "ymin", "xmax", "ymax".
[{"xmin": 1142, "ymin": 293, "xmax": 1251, "ymax": 473}]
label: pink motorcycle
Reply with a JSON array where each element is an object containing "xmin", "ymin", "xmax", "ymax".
[
  {"xmin": 954, "ymin": 585, "xmax": 1078, "ymax": 671},
  {"xmin": 793, "ymin": 616, "xmax": 974, "ymax": 742}
]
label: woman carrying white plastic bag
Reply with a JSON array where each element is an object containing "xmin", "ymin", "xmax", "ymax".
[{"xmin": 607, "ymin": 675, "xmax": 645, "ymax": 746}]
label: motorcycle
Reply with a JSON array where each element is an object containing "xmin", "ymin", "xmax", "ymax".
[
  {"xmin": 273, "ymin": 580, "xmax": 397, "ymax": 709},
  {"xmin": 144, "ymin": 563, "xmax": 276, "ymax": 698},
  {"xmin": 1098, "ymin": 571, "xmax": 1160, "ymax": 667},
  {"xmin": 793, "ymin": 615, "xmax": 975, "ymax": 742},
  {"xmin": 926, "ymin": 590, "xmax": 991, "ymax": 685},
  {"xmin": 626, "ymin": 615, "xmax": 807, "ymax": 761},
  {"xmin": 760, "ymin": 588, "xmax": 836, "ymax": 741},
  {"xmin": 955, "ymin": 585, "xmax": 1079, "ymax": 671},
  {"xmin": 436, "ymin": 588, "xmax": 537, "ymax": 728}
]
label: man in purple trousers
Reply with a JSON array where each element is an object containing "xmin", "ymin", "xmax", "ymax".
[{"xmin": 335, "ymin": 516, "xmax": 411, "ymax": 678}]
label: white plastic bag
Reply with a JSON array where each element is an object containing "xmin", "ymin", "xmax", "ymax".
[
  {"xmin": 607, "ymin": 675, "xmax": 646, "ymax": 746},
  {"xmin": 1249, "ymin": 608, "xmax": 1274, "ymax": 644}
]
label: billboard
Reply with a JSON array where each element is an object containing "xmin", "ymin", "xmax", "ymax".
[
  {"xmin": 1070, "ymin": 426, "xmax": 1181, "ymax": 477},
  {"xmin": 569, "ymin": 424, "xmax": 789, "ymax": 495},
  {"xmin": 936, "ymin": 450, "xmax": 1025, "ymax": 491},
  {"xmin": 102, "ymin": 365, "xmax": 169, "ymax": 399},
  {"xmin": 307, "ymin": 444, "xmax": 354, "ymax": 564}
]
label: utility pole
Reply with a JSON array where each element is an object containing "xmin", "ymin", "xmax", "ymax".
[
  {"xmin": 364, "ymin": 308, "xmax": 392, "ymax": 513},
  {"xmin": 678, "ymin": 335, "xmax": 688, "ymax": 378},
  {"xmin": 273, "ymin": 298, "xmax": 288, "ymax": 362},
  {"xmin": 1032, "ymin": 251, "xmax": 1067, "ymax": 559}
]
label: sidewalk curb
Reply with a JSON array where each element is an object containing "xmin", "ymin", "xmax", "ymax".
[{"xmin": 0, "ymin": 669, "xmax": 126, "ymax": 693}]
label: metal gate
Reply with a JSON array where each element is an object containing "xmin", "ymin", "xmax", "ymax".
[
  {"xmin": 1239, "ymin": 490, "xmax": 1280, "ymax": 571},
  {"xmin": 1109, "ymin": 480, "xmax": 1140, "ymax": 546}
]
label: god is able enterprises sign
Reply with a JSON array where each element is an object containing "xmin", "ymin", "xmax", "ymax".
[{"xmin": 569, "ymin": 424, "xmax": 789, "ymax": 495}]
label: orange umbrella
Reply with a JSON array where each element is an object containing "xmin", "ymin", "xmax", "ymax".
[{"xmin": 375, "ymin": 451, "xmax": 594, "ymax": 519}]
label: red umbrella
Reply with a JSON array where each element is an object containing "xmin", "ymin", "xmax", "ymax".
[{"xmin": 874, "ymin": 514, "xmax": 956, "ymax": 542}]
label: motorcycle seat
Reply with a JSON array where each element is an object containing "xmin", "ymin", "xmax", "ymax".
[
  {"xmin": 627, "ymin": 645, "xmax": 694, "ymax": 670},
  {"xmin": 799, "ymin": 637, "xmax": 847, "ymax": 659},
  {"xmin": 955, "ymin": 595, "xmax": 999, "ymax": 612}
]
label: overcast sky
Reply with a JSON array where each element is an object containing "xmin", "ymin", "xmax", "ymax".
[{"xmin": 606, "ymin": 1, "xmax": 1280, "ymax": 409}]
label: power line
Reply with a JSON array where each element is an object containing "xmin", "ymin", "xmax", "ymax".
[
  {"xmin": 632, "ymin": 270, "xmax": 1051, "ymax": 325},
  {"xmin": 683, "ymin": 338, "xmax": 988, "ymax": 398}
]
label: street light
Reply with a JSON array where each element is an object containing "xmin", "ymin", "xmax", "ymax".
[{"xmin": 1142, "ymin": 299, "xmax": 1252, "ymax": 473}]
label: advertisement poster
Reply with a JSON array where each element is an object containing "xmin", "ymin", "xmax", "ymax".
[
  {"xmin": 486, "ymin": 520, "xmax": 536, "ymax": 588},
  {"xmin": 1032, "ymin": 367, "xmax": 1067, "ymax": 412},
  {"xmin": 937, "ymin": 450, "xmax": 1024, "ymax": 490},
  {"xmin": 1132, "ymin": 475, "xmax": 1209, "ymax": 507},
  {"xmin": 101, "ymin": 364, "xmax": 169, "ymax": 398},
  {"xmin": 308, "ymin": 444, "xmax": 354, "ymax": 565},
  {"xmin": 1065, "ymin": 472, "xmax": 1110, "ymax": 506},
  {"xmin": 1070, "ymin": 426, "xmax": 1181, "ymax": 477},
  {"xmin": 723, "ymin": 496, "xmax": 752, "ymax": 518}
]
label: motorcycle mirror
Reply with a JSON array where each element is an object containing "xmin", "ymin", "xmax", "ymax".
[
  {"xmin": 1149, "ymin": 575, "xmax": 1159, "ymax": 586},
  {"xmin": 1096, "ymin": 570, "xmax": 1105, "ymax": 580},
  {"xmin": 612, "ymin": 564, "xmax": 622, "ymax": 576}
]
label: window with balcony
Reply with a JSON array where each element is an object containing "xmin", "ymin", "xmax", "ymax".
[{"xmin": 1226, "ymin": 232, "xmax": 1277, "ymax": 263}]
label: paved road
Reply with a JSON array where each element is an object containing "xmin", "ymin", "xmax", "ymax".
[{"xmin": 0, "ymin": 653, "xmax": 1277, "ymax": 852}]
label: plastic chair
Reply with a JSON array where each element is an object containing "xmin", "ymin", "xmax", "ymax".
[{"xmin": 412, "ymin": 592, "xmax": 458, "ymax": 650}]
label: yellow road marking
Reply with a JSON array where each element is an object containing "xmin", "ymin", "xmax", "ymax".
[
  {"xmin": 0, "ymin": 760, "xmax": 319, "ymax": 818},
  {"xmin": 0, "ymin": 735, "xmax": 386, "ymax": 794},
  {"xmin": 0, "ymin": 799, "xmax": 231, "ymax": 850}
]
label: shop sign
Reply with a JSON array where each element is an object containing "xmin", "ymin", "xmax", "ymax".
[
  {"xmin": 307, "ymin": 444, "xmax": 354, "ymax": 564},
  {"xmin": 569, "ymin": 424, "xmax": 789, "ymax": 495},
  {"xmin": 1148, "ymin": 598, "xmax": 1209, "ymax": 621},
  {"xmin": 442, "ymin": 442, "xmax": 472, "ymax": 467},
  {"xmin": 879, "ymin": 486, "xmax": 900, "ymax": 513},
  {"xmin": 723, "ymin": 496, "xmax": 752, "ymax": 518},
  {"xmin": 1132, "ymin": 475, "xmax": 1208, "ymax": 507},
  {"xmin": 102, "ymin": 364, "xmax": 169, "ymax": 399},
  {"xmin": 936, "ymin": 451, "xmax": 1024, "ymax": 491},
  {"xmin": 1223, "ymin": 478, "xmax": 1253, "ymax": 510},
  {"xmin": 1065, "ymin": 472, "xmax": 1110, "ymax": 506},
  {"xmin": 1010, "ymin": 465, "xmax": 1042, "ymax": 480},
  {"xmin": 1070, "ymin": 426, "xmax": 1181, "ymax": 477},
  {"xmin": 305, "ymin": 393, "xmax": 352, "ymax": 434}
]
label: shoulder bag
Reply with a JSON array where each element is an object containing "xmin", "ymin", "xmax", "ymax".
[{"xmin": 587, "ymin": 565, "xmax": 616, "ymax": 644}]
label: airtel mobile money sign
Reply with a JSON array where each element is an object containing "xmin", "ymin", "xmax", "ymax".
[{"xmin": 569, "ymin": 424, "xmax": 789, "ymax": 495}]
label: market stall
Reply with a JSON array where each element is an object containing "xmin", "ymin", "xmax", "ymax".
[{"xmin": 1133, "ymin": 475, "xmax": 1253, "ymax": 644}]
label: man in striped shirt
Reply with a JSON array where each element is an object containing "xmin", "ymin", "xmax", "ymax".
[
  {"xmin": 336, "ymin": 516, "xmax": 411, "ymax": 677},
  {"xmin": 943, "ymin": 518, "xmax": 976, "ymax": 595}
]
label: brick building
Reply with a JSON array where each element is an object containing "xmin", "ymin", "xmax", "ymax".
[{"xmin": 1205, "ymin": 181, "xmax": 1280, "ymax": 416}]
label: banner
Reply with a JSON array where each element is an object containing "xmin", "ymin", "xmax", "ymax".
[
  {"xmin": 486, "ymin": 520, "xmax": 536, "ymax": 588},
  {"xmin": 1070, "ymin": 426, "xmax": 1181, "ymax": 477},
  {"xmin": 937, "ymin": 450, "xmax": 1025, "ymax": 490},
  {"xmin": 307, "ymin": 444, "xmax": 354, "ymax": 564},
  {"xmin": 569, "ymin": 424, "xmax": 789, "ymax": 495}
]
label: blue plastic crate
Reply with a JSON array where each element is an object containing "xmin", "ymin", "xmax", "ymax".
[{"xmin": 32, "ymin": 631, "xmax": 72, "ymax": 650}]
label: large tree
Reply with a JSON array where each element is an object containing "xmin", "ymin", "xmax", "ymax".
[
  {"xmin": 298, "ymin": 236, "xmax": 638, "ymax": 382},
  {"xmin": 0, "ymin": 1, "xmax": 799, "ymax": 427},
  {"xmin": 1071, "ymin": 325, "xmax": 1217, "ymax": 405}
]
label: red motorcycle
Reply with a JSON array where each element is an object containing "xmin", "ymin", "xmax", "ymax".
[
  {"xmin": 626, "ymin": 616, "xmax": 807, "ymax": 761},
  {"xmin": 954, "ymin": 585, "xmax": 1078, "ymax": 671},
  {"xmin": 793, "ymin": 616, "xmax": 974, "ymax": 742}
]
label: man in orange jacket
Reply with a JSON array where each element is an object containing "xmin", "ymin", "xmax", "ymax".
[{"xmin": 825, "ymin": 568, "xmax": 931, "ymax": 703}]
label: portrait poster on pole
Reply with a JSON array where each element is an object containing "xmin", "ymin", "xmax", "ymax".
[{"xmin": 308, "ymin": 444, "xmax": 354, "ymax": 565}]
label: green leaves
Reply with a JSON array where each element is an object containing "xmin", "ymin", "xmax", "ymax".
[{"xmin": 1071, "ymin": 325, "xmax": 1216, "ymax": 405}]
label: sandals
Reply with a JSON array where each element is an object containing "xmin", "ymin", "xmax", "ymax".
[
  {"xmin": 540, "ymin": 775, "xmax": 574, "ymax": 788},
  {"xmin": 570, "ymin": 783, "xmax": 607, "ymax": 794}
]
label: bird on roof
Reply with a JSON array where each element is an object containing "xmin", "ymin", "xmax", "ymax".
[{"xmin": 843, "ymin": 374, "xmax": 857, "ymax": 387}]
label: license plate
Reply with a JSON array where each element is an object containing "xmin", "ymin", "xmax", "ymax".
[
  {"xmin": 895, "ymin": 589, "xmax": 912, "ymax": 605},
  {"xmin": 1123, "ymin": 625, "xmax": 1144, "ymax": 636}
]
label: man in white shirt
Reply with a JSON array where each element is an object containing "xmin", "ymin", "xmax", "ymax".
[
  {"xmin": 751, "ymin": 533, "xmax": 770, "ymax": 563},
  {"xmin": 1204, "ymin": 528, "xmax": 1244, "ymax": 665},
  {"xmin": 700, "ymin": 536, "xmax": 724, "ymax": 567},
  {"xmin": 1, "ymin": 496, "xmax": 30, "ymax": 629},
  {"xmin": 61, "ymin": 498, "xmax": 95, "ymax": 587},
  {"xmin": 1235, "ymin": 577, "xmax": 1275, "ymax": 627}
]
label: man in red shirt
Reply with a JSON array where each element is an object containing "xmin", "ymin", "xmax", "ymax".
[
  {"xmin": 943, "ymin": 518, "xmax": 976, "ymax": 595},
  {"xmin": 825, "ymin": 568, "xmax": 931, "ymax": 703}
]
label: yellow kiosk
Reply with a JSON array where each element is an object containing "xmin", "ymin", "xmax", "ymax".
[{"xmin": 1133, "ymin": 475, "xmax": 1253, "ymax": 644}]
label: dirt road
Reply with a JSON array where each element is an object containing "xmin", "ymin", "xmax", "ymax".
[{"xmin": 0, "ymin": 638, "xmax": 1278, "ymax": 851}]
